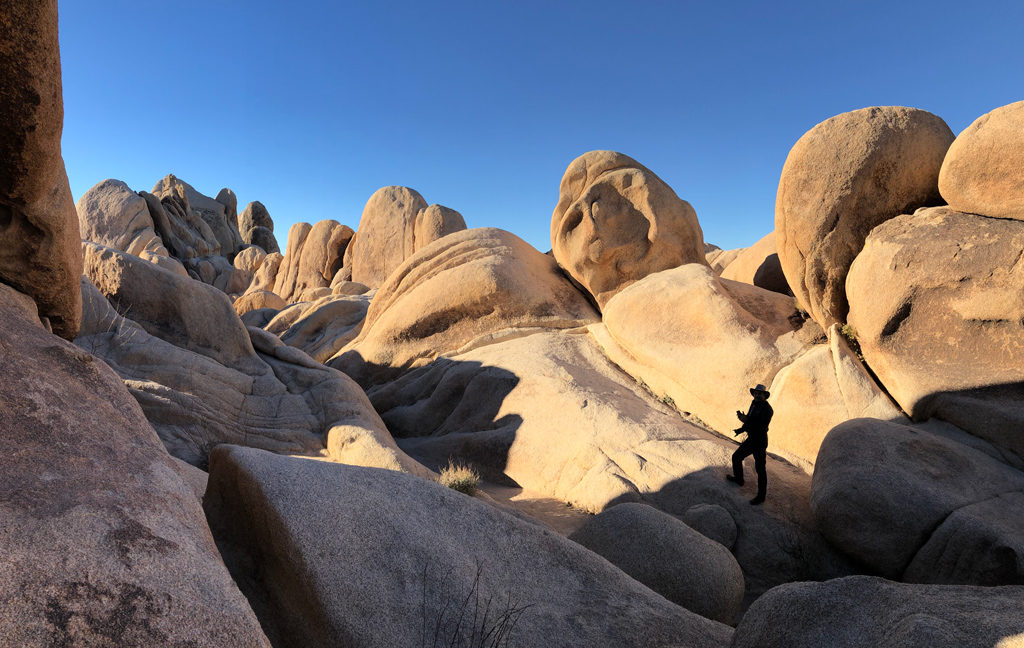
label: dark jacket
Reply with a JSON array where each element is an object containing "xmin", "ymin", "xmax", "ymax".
[{"xmin": 736, "ymin": 399, "xmax": 773, "ymax": 445}]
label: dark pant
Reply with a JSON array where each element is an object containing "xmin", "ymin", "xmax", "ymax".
[{"xmin": 732, "ymin": 439, "xmax": 767, "ymax": 499}]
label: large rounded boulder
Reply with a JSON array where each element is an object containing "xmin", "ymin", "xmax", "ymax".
[
  {"xmin": 347, "ymin": 186, "xmax": 466, "ymax": 287},
  {"xmin": 568, "ymin": 503, "xmax": 744, "ymax": 624},
  {"xmin": 775, "ymin": 106, "xmax": 953, "ymax": 328},
  {"xmin": 273, "ymin": 220, "xmax": 352, "ymax": 303},
  {"xmin": 846, "ymin": 206, "xmax": 1024, "ymax": 459},
  {"xmin": 550, "ymin": 150, "xmax": 706, "ymax": 308},
  {"xmin": 939, "ymin": 100, "xmax": 1024, "ymax": 220},
  {"xmin": 330, "ymin": 227, "xmax": 599, "ymax": 386}
]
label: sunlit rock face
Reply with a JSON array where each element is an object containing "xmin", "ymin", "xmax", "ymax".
[
  {"xmin": 939, "ymin": 100, "xmax": 1024, "ymax": 221},
  {"xmin": 775, "ymin": 106, "xmax": 953, "ymax": 329},
  {"xmin": 346, "ymin": 186, "xmax": 467, "ymax": 287},
  {"xmin": 0, "ymin": 0, "xmax": 82, "ymax": 339},
  {"xmin": 550, "ymin": 150, "xmax": 706, "ymax": 308}
]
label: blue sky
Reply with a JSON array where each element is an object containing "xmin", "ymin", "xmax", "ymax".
[{"xmin": 59, "ymin": 1, "xmax": 1024, "ymax": 252}]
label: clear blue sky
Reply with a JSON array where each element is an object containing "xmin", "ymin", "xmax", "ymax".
[{"xmin": 58, "ymin": 1, "xmax": 1024, "ymax": 252}]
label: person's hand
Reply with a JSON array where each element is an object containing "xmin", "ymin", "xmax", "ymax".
[
  {"xmin": 736, "ymin": 410, "xmax": 744, "ymax": 420},
  {"xmin": 733, "ymin": 428, "xmax": 743, "ymax": 436}
]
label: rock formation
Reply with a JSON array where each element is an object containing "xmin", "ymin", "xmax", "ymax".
[
  {"xmin": 0, "ymin": 0, "xmax": 82, "ymax": 339},
  {"xmin": 272, "ymin": 219, "xmax": 353, "ymax": 303},
  {"xmin": 551, "ymin": 150, "xmax": 706, "ymax": 308},
  {"xmin": 346, "ymin": 186, "xmax": 467, "ymax": 287},
  {"xmin": 719, "ymin": 232, "xmax": 790, "ymax": 295},
  {"xmin": 205, "ymin": 446, "xmax": 734, "ymax": 648},
  {"xmin": 939, "ymin": 100, "xmax": 1024, "ymax": 220},
  {"xmin": 775, "ymin": 106, "xmax": 954, "ymax": 328},
  {"xmin": 238, "ymin": 200, "xmax": 280, "ymax": 253}
]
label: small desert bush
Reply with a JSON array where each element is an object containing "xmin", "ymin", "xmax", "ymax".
[
  {"xmin": 439, "ymin": 460, "xmax": 480, "ymax": 496},
  {"xmin": 839, "ymin": 323, "xmax": 864, "ymax": 359}
]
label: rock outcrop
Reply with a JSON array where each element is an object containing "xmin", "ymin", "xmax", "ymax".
[
  {"xmin": 266, "ymin": 293, "xmax": 371, "ymax": 364},
  {"xmin": 811, "ymin": 418, "xmax": 1024, "ymax": 583},
  {"xmin": 594, "ymin": 264, "xmax": 820, "ymax": 438},
  {"xmin": 551, "ymin": 150, "xmax": 706, "ymax": 308},
  {"xmin": 719, "ymin": 232, "xmax": 790, "ymax": 295},
  {"xmin": 939, "ymin": 100, "xmax": 1024, "ymax": 220},
  {"xmin": 568, "ymin": 503, "xmax": 744, "ymax": 624},
  {"xmin": 732, "ymin": 576, "xmax": 1024, "ymax": 648},
  {"xmin": 775, "ymin": 106, "xmax": 954, "ymax": 328},
  {"xmin": 272, "ymin": 219, "xmax": 352, "ymax": 303},
  {"xmin": 77, "ymin": 246, "xmax": 424, "ymax": 476},
  {"xmin": 767, "ymin": 324, "xmax": 905, "ymax": 467},
  {"xmin": 365, "ymin": 329, "xmax": 856, "ymax": 602},
  {"xmin": 846, "ymin": 206, "xmax": 1024, "ymax": 460},
  {"xmin": 204, "ymin": 445, "xmax": 734, "ymax": 648},
  {"xmin": 330, "ymin": 227, "xmax": 599, "ymax": 386},
  {"xmin": 152, "ymin": 174, "xmax": 243, "ymax": 259},
  {"xmin": 0, "ymin": 282, "xmax": 269, "ymax": 646},
  {"xmin": 0, "ymin": 0, "xmax": 83, "ymax": 339},
  {"xmin": 346, "ymin": 186, "xmax": 467, "ymax": 287},
  {"xmin": 238, "ymin": 200, "xmax": 280, "ymax": 253}
]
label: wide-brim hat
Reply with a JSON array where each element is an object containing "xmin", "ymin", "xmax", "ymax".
[{"xmin": 750, "ymin": 384, "xmax": 770, "ymax": 398}]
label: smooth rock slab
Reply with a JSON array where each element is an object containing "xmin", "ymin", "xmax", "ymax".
[
  {"xmin": 732, "ymin": 576, "xmax": 1024, "ymax": 648},
  {"xmin": 204, "ymin": 445, "xmax": 733, "ymax": 648},
  {"xmin": 0, "ymin": 284, "xmax": 268, "ymax": 647}
]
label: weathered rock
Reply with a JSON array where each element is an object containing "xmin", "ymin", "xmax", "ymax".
[
  {"xmin": 810, "ymin": 418, "xmax": 1024, "ymax": 580},
  {"xmin": 330, "ymin": 228, "xmax": 598, "ymax": 386},
  {"xmin": 152, "ymin": 175, "xmax": 243, "ymax": 259},
  {"xmin": 234, "ymin": 290, "xmax": 287, "ymax": 317},
  {"xmin": 0, "ymin": 1, "xmax": 83, "ymax": 339},
  {"xmin": 568, "ymin": 503, "xmax": 744, "ymax": 624},
  {"xmin": 720, "ymin": 231, "xmax": 790, "ymax": 295},
  {"xmin": 204, "ymin": 445, "xmax": 733, "ymax": 648},
  {"xmin": 0, "ymin": 282, "xmax": 268, "ymax": 646},
  {"xmin": 215, "ymin": 187, "xmax": 238, "ymax": 227},
  {"xmin": 551, "ymin": 150, "xmax": 706, "ymax": 308},
  {"xmin": 939, "ymin": 100, "xmax": 1024, "ymax": 220},
  {"xmin": 767, "ymin": 324, "xmax": 905, "ymax": 468},
  {"xmin": 681, "ymin": 503, "xmax": 737, "ymax": 549},
  {"xmin": 233, "ymin": 245, "xmax": 266, "ymax": 276},
  {"xmin": 733, "ymin": 576, "xmax": 1024, "ymax": 648},
  {"xmin": 77, "ymin": 179, "xmax": 167, "ymax": 258},
  {"xmin": 238, "ymin": 200, "xmax": 280, "ymax": 254},
  {"xmin": 595, "ymin": 264, "xmax": 820, "ymax": 438},
  {"xmin": 347, "ymin": 186, "xmax": 467, "ymax": 287},
  {"xmin": 83, "ymin": 242, "xmax": 257, "ymax": 370},
  {"xmin": 367, "ymin": 329, "xmax": 856, "ymax": 603},
  {"xmin": 140, "ymin": 186, "xmax": 218, "ymax": 260},
  {"xmin": 76, "ymin": 270, "xmax": 422, "ymax": 475},
  {"xmin": 273, "ymin": 220, "xmax": 352, "ymax": 303},
  {"xmin": 775, "ymin": 106, "xmax": 954, "ymax": 328},
  {"xmin": 246, "ymin": 251, "xmax": 283, "ymax": 294},
  {"xmin": 706, "ymin": 245, "xmax": 743, "ymax": 274},
  {"xmin": 268, "ymin": 293, "xmax": 371, "ymax": 364},
  {"xmin": 847, "ymin": 206, "xmax": 1024, "ymax": 460},
  {"xmin": 330, "ymin": 279, "xmax": 369, "ymax": 296}
]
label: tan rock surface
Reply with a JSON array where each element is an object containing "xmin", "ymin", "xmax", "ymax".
[
  {"xmin": 246, "ymin": 250, "xmax": 283, "ymax": 294},
  {"xmin": 775, "ymin": 106, "xmax": 954, "ymax": 328},
  {"xmin": 767, "ymin": 324, "xmax": 905, "ymax": 468},
  {"xmin": 238, "ymin": 200, "xmax": 280, "ymax": 253},
  {"xmin": 939, "ymin": 100, "xmax": 1024, "ymax": 220},
  {"xmin": 0, "ymin": 1, "xmax": 83, "ymax": 339},
  {"xmin": 152, "ymin": 175, "xmax": 243, "ymax": 259},
  {"xmin": 846, "ymin": 206, "xmax": 1024, "ymax": 459},
  {"xmin": 366, "ymin": 330, "xmax": 856, "ymax": 602},
  {"xmin": 551, "ymin": 150, "xmax": 706, "ymax": 307},
  {"xmin": 269, "ymin": 293, "xmax": 371, "ymax": 364},
  {"xmin": 234, "ymin": 289, "xmax": 287, "ymax": 317},
  {"xmin": 204, "ymin": 446, "xmax": 734, "ymax": 648},
  {"xmin": 77, "ymin": 272, "xmax": 423, "ymax": 475},
  {"xmin": 596, "ymin": 264, "xmax": 820, "ymax": 438},
  {"xmin": 329, "ymin": 227, "xmax": 599, "ymax": 386},
  {"xmin": 272, "ymin": 220, "xmax": 352, "ymax": 302},
  {"xmin": 0, "ymin": 283, "xmax": 268, "ymax": 647},
  {"xmin": 732, "ymin": 576, "xmax": 1024, "ymax": 648},
  {"xmin": 232, "ymin": 244, "xmax": 266, "ymax": 276},
  {"xmin": 347, "ymin": 186, "xmax": 467, "ymax": 286},
  {"xmin": 720, "ymin": 231, "xmax": 790, "ymax": 295}
]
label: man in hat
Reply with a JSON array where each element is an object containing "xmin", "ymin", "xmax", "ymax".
[{"xmin": 726, "ymin": 384, "xmax": 773, "ymax": 505}]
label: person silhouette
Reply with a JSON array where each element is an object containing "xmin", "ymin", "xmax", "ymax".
[{"xmin": 726, "ymin": 383, "xmax": 773, "ymax": 505}]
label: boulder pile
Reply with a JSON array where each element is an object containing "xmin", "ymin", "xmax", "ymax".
[{"xmin": 4, "ymin": 5, "xmax": 1024, "ymax": 643}]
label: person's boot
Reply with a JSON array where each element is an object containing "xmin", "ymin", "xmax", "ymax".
[
  {"xmin": 749, "ymin": 495, "xmax": 765, "ymax": 505},
  {"xmin": 726, "ymin": 474, "xmax": 744, "ymax": 486}
]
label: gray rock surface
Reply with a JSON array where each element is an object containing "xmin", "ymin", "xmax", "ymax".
[
  {"xmin": 204, "ymin": 445, "xmax": 733, "ymax": 648},
  {"xmin": 568, "ymin": 503, "xmax": 744, "ymax": 623}
]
